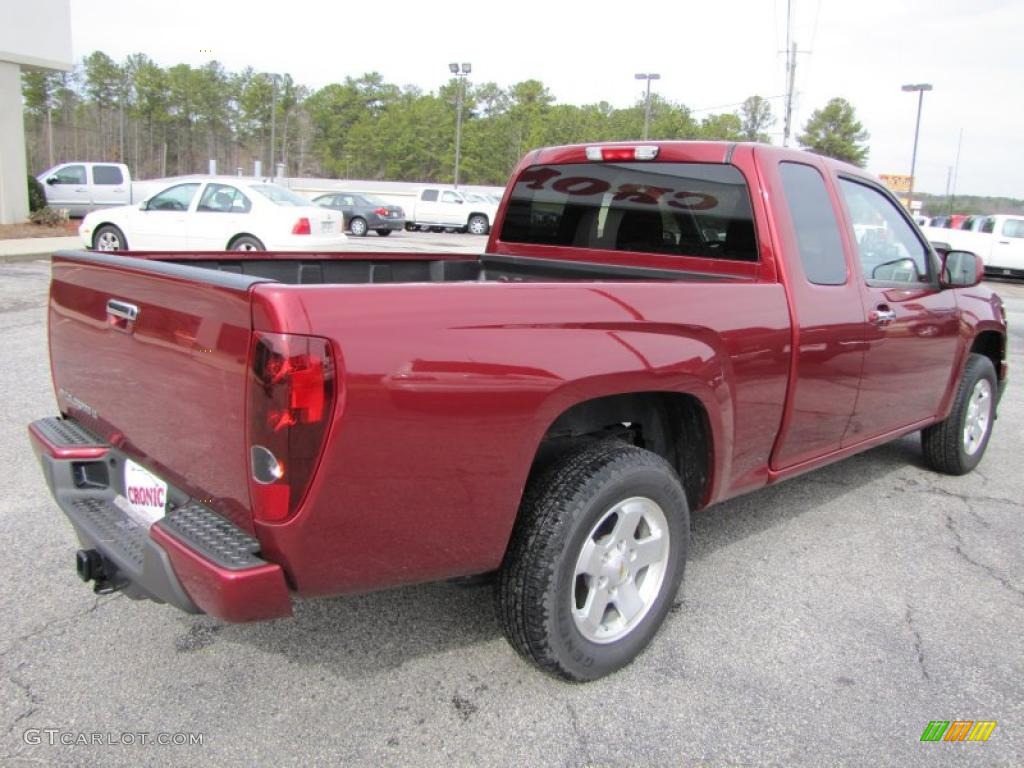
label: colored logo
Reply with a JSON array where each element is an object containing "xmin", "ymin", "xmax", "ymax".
[{"xmin": 920, "ymin": 721, "xmax": 997, "ymax": 742}]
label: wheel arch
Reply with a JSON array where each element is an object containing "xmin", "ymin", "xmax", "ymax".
[
  {"xmin": 91, "ymin": 222, "xmax": 124, "ymax": 248},
  {"xmin": 226, "ymin": 232, "xmax": 262, "ymax": 249},
  {"xmin": 526, "ymin": 391, "xmax": 715, "ymax": 515},
  {"xmin": 970, "ymin": 329, "xmax": 1006, "ymax": 382}
]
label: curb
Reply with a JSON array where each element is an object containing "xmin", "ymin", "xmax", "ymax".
[{"xmin": 0, "ymin": 251, "xmax": 54, "ymax": 264}]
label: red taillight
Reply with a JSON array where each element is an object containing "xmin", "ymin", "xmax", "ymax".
[
  {"xmin": 374, "ymin": 207, "xmax": 389, "ymax": 216},
  {"xmin": 291, "ymin": 217, "xmax": 311, "ymax": 235},
  {"xmin": 246, "ymin": 332, "xmax": 337, "ymax": 523},
  {"xmin": 585, "ymin": 145, "xmax": 660, "ymax": 161}
]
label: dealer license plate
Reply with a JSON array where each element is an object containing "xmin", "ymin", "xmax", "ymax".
[{"xmin": 123, "ymin": 459, "xmax": 168, "ymax": 525}]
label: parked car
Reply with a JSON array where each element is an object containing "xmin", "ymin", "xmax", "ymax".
[
  {"xmin": 78, "ymin": 178, "xmax": 347, "ymax": 251},
  {"xmin": 36, "ymin": 162, "xmax": 158, "ymax": 217},
  {"xmin": 31, "ymin": 141, "xmax": 1007, "ymax": 682},
  {"xmin": 404, "ymin": 187, "xmax": 499, "ymax": 234},
  {"xmin": 311, "ymin": 191, "xmax": 405, "ymax": 236},
  {"xmin": 922, "ymin": 214, "xmax": 1024, "ymax": 277}
]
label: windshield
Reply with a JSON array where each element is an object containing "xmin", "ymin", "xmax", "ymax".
[{"xmin": 251, "ymin": 184, "xmax": 312, "ymax": 207}]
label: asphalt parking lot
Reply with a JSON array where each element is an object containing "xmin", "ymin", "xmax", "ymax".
[{"xmin": 1, "ymin": 241, "xmax": 1021, "ymax": 767}]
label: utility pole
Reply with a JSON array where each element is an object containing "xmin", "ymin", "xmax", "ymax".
[
  {"xmin": 783, "ymin": 41, "xmax": 797, "ymax": 146},
  {"xmin": 949, "ymin": 127, "xmax": 963, "ymax": 215}
]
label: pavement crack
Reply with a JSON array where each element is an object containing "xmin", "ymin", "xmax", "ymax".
[
  {"xmin": 904, "ymin": 605, "xmax": 930, "ymax": 680},
  {"xmin": 945, "ymin": 514, "xmax": 1024, "ymax": 601},
  {"xmin": 6, "ymin": 667, "xmax": 44, "ymax": 736},
  {"xmin": 922, "ymin": 485, "xmax": 1015, "ymax": 512},
  {"xmin": 0, "ymin": 593, "xmax": 122, "ymax": 658}
]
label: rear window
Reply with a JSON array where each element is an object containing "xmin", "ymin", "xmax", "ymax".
[{"xmin": 499, "ymin": 162, "xmax": 758, "ymax": 261}]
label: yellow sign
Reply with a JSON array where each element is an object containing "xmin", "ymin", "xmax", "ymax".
[{"xmin": 880, "ymin": 174, "xmax": 912, "ymax": 194}]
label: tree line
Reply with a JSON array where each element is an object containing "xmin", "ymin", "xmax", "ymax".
[{"xmin": 21, "ymin": 51, "xmax": 872, "ymax": 186}]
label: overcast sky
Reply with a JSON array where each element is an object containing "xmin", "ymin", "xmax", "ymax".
[{"xmin": 69, "ymin": 0, "xmax": 1021, "ymax": 198}]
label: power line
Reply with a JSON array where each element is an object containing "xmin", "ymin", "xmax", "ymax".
[{"xmin": 690, "ymin": 94, "xmax": 787, "ymax": 115}]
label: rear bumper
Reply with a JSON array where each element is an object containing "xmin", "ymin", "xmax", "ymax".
[
  {"xmin": 28, "ymin": 417, "xmax": 292, "ymax": 623},
  {"xmin": 368, "ymin": 217, "xmax": 405, "ymax": 231}
]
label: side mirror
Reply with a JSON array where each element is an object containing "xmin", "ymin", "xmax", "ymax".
[
  {"xmin": 939, "ymin": 249, "xmax": 984, "ymax": 288},
  {"xmin": 138, "ymin": 200, "xmax": 149, "ymax": 211},
  {"xmin": 46, "ymin": 176, "xmax": 58, "ymax": 185}
]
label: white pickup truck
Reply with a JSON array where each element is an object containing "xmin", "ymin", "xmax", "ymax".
[
  {"xmin": 922, "ymin": 214, "xmax": 1024, "ymax": 278},
  {"xmin": 36, "ymin": 162, "xmax": 157, "ymax": 217},
  {"xmin": 404, "ymin": 187, "xmax": 499, "ymax": 235}
]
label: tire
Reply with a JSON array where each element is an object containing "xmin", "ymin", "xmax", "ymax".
[
  {"xmin": 375, "ymin": 229, "xmax": 392, "ymax": 237},
  {"xmin": 496, "ymin": 441, "xmax": 689, "ymax": 681},
  {"xmin": 229, "ymin": 235, "xmax": 265, "ymax": 252},
  {"xmin": 922, "ymin": 353, "xmax": 998, "ymax": 475},
  {"xmin": 93, "ymin": 224, "xmax": 128, "ymax": 251},
  {"xmin": 467, "ymin": 214, "xmax": 490, "ymax": 235},
  {"xmin": 404, "ymin": 222, "xmax": 417, "ymax": 232},
  {"xmin": 349, "ymin": 217, "xmax": 368, "ymax": 237}
]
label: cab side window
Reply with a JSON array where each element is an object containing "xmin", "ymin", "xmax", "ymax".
[
  {"xmin": 421, "ymin": 190, "xmax": 439, "ymax": 202},
  {"xmin": 838, "ymin": 179, "xmax": 932, "ymax": 283},
  {"xmin": 50, "ymin": 165, "xmax": 86, "ymax": 185},
  {"xmin": 441, "ymin": 191, "xmax": 460, "ymax": 203},
  {"xmin": 778, "ymin": 162, "xmax": 848, "ymax": 285},
  {"xmin": 1003, "ymin": 219, "xmax": 1024, "ymax": 238},
  {"xmin": 92, "ymin": 165, "xmax": 124, "ymax": 185}
]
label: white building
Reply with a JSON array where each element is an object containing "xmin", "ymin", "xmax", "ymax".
[{"xmin": 0, "ymin": 0, "xmax": 72, "ymax": 224}]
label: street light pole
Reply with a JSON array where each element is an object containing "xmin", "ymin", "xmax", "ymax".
[
  {"xmin": 449, "ymin": 62, "xmax": 471, "ymax": 188},
  {"xmin": 634, "ymin": 73, "xmax": 660, "ymax": 140},
  {"xmin": 901, "ymin": 83, "xmax": 932, "ymax": 208}
]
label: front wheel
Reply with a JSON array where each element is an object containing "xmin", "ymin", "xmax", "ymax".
[
  {"xmin": 496, "ymin": 441, "xmax": 689, "ymax": 681},
  {"xmin": 922, "ymin": 353, "xmax": 998, "ymax": 475},
  {"xmin": 467, "ymin": 214, "xmax": 490, "ymax": 235},
  {"xmin": 93, "ymin": 224, "xmax": 128, "ymax": 251}
]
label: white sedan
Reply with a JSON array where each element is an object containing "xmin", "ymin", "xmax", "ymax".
[{"xmin": 79, "ymin": 179, "xmax": 347, "ymax": 252}]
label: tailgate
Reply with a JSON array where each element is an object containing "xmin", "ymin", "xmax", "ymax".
[{"xmin": 48, "ymin": 251, "xmax": 272, "ymax": 532}]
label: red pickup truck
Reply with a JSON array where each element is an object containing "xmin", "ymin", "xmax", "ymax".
[{"xmin": 30, "ymin": 141, "xmax": 1008, "ymax": 681}]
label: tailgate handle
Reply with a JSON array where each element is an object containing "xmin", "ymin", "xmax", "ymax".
[{"xmin": 106, "ymin": 299, "xmax": 139, "ymax": 328}]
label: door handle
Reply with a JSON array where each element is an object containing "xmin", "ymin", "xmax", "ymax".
[
  {"xmin": 869, "ymin": 307, "xmax": 896, "ymax": 325},
  {"xmin": 998, "ymin": 240, "xmax": 1010, "ymax": 245},
  {"xmin": 106, "ymin": 299, "xmax": 139, "ymax": 331}
]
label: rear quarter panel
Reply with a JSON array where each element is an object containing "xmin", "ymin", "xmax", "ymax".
[{"xmin": 251, "ymin": 279, "xmax": 791, "ymax": 596}]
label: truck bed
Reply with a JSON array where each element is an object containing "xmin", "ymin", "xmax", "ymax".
[{"xmin": 157, "ymin": 251, "xmax": 748, "ymax": 285}]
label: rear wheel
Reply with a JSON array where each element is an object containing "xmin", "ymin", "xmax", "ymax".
[
  {"xmin": 93, "ymin": 224, "xmax": 127, "ymax": 251},
  {"xmin": 229, "ymin": 235, "xmax": 265, "ymax": 252},
  {"xmin": 468, "ymin": 214, "xmax": 490, "ymax": 235},
  {"xmin": 922, "ymin": 353, "xmax": 998, "ymax": 475},
  {"xmin": 376, "ymin": 229, "xmax": 392, "ymax": 237},
  {"xmin": 349, "ymin": 217, "xmax": 368, "ymax": 237},
  {"xmin": 496, "ymin": 441, "xmax": 689, "ymax": 681}
]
